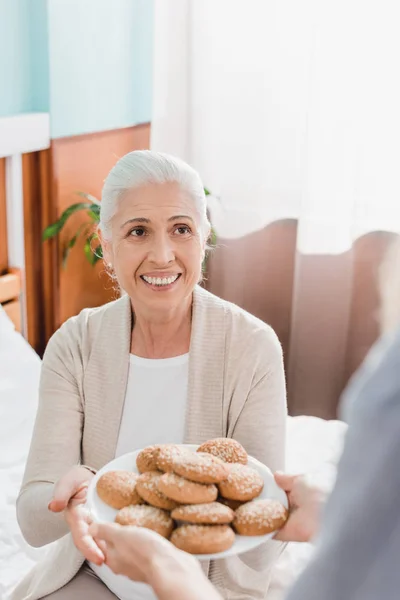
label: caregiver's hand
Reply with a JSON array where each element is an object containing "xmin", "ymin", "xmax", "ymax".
[
  {"xmin": 90, "ymin": 523, "xmax": 223, "ymax": 600},
  {"xmin": 274, "ymin": 469, "xmax": 335, "ymax": 542},
  {"xmin": 48, "ymin": 466, "xmax": 105, "ymax": 565}
]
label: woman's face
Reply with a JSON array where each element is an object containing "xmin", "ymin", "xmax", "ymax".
[{"xmin": 102, "ymin": 182, "xmax": 205, "ymax": 313}]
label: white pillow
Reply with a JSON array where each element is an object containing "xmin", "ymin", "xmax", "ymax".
[{"xmin": 267, "ymin": 416, "xmax": 347, "ymax": 599}]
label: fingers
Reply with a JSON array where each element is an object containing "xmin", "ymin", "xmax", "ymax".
[
  {"xmin": 89, "ymin": 523, "xmax": 148, "ymax": 582},
  {"xmin": 49, "ymin": 484, "xmax": 87, "ymax": 512},
  {"xmin": 94, "ymin": 537, "xmax": 108, "ymax": 556},
  {"xmin": 89, "ymin": 522, "xmax": 122, "ymax": 545},
  {"xmin": 73, "ymin": 531, "xmax": 105, "ymax": 565},
  {"xmin": 273, "ymin": 521, "xmax": 292, "ymax": 542},
  {"xmin": 66, "ymin": 506, "xmax": 105, "ymax": 565},
  {"xmin": 273, "ymin": 508, "xmax": 312, "ymax": 543},
  {"xmin": 49, "ymin": 467, "xmax": 92, "ymax": 512},
  {"xmin": 274, "ymin": 471, "xmax": 297, "ymax": 492}
]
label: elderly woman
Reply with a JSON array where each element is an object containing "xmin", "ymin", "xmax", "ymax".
[{"xmin": 12, "ymin": 151, "xmax": 286, "ymax": 600}]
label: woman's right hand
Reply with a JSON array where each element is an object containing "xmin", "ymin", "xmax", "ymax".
[
  {"xmin": 273, "ymin": 467, "xmax": 336, "ymax": 542},
  {"xmin": 48, "ymin": 465, "xmax": 105, "ymax": 565}
]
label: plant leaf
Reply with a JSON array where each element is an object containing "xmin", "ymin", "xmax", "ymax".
[
  {"xmin": 92, "ymin": 245, "xmax": 103, "ymax": 264},
  {"xmin": 204, "ymin": 187, "xmax": 211, "ymax": 196},
  {"xmin": 62, "ymin": 223, "xmax": 88, "ymax": 269},
  {"xmin": 43, "ymin": 221, "xmax": 64, "ymax": 241},
  {"xmin": 84, "ymin": 236, "xmax": 96, "ymax": 265},
  {"xmin": 83, "ymin": 233, "xmax": 102, "ymax": 265},
  {"xmin": 42, "ymin": 202, "xmax": 94, "ymax": 241},
  {"xmin": 75, "ymin": 191, "xmax": 101, "ymax": 205},
  {"xmin": 86, "ymin": 207, "xmax": 100, "ymax": 222}
]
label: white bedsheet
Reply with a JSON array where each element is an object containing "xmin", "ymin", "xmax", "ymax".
[
  {"xmin": 0, "ymin": 308, "xmax": 47, "ymax": 597},
  {"xmin": 267, "ymin": 415, "xmax": 346, "ymax": 599},
  {"xmin": 0, "ymin": 307, "xmax": 347, "ymax": 599}
]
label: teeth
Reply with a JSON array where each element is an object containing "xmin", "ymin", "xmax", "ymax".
[{"xmin": 142, "ymin": 275, "xmax": 179, "ymax": 286}]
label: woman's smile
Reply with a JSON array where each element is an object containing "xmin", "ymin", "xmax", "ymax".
[{"xmin": 140, "ymin": 272, "xmax": 182, "ymax": 291}]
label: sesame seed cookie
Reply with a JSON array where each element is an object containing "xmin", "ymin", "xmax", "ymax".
[
  {"xmin": 171, "ymin": 502, "xmax": 234, "ymax": 525},
  {"xmin": 218, "ymin": 464, "xmax": 264, "ymax": 502},
  {"xmin": 197, "ymin": 438, "xmax": 248, "ymax": 465},
  {"xmin": 136, "ymin": 471, "xmax": 179, "ymax": 510},
  {"xmin": 96, "ymin": 471, "xmax": 143, "ymax": 509},
  {"xmin": 156, "ymin": 444, "xmax": 192, "ymax": 473},
  {"xmin": 115, "ymin": 505, "xmax": 174, "ymax": 538},
  {"xmin": 171, "ymin": 524, "xmax": 235, "ymax": 554},
  {"xmin": 171, "ymin": 452, "xmax": 229, "ymax": 484},
  {"xmin": 233, "ymin": 499, "xmax": 288, "ymax": 536},
  {"xmin": 136, "ymin": 445, "xmax": 164, "ymax": 473},
  {"xmin": 158, "ymin": 472, "xmax": 218, "ymax": 504}
]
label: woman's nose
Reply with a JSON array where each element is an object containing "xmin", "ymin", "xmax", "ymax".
[{"xmin": 148, "ymin": 235, "xmax": 175, "ymax": 264}]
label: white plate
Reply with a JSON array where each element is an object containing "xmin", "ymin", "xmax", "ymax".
[{"xmin": 86, "ymin": 445, "xmax": 288, "ymax": 561}]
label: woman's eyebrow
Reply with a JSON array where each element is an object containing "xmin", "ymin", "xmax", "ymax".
[
  {"xmin": 168, "ymin": 215, "xmax": 194, "ymax": 222},
  {"xmin": 121, "ymin": 215, "xmax": 194, "ymax": 228},
  {"xmin": 120, "ymin": 217, "xmax": 150, "ymax": 228}
]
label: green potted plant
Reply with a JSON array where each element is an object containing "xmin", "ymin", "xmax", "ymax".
[{"xmin": 43, "ymin": 190, "xmax": 216, "ymax": 270}]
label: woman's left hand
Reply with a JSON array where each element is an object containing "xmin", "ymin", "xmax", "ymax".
[{"xmin": 49, "ymin": 466, "xmax": 105, "ymax": 565}]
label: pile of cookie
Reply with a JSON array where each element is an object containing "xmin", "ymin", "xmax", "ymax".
[{"xmin": 96, "ymin": 438, "xmax": 288, "ymax": 555}]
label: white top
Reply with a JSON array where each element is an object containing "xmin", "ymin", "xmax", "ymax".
[{"xmin": 90, "ymin": 353, "xmax": 189, "ymax": 600}]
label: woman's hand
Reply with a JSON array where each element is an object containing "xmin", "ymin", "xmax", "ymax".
[
  {"xmin": 273, "ymin": 469, "xmax": 335, "ymax": 542},
  {"xmin": 89, "ymin": 523, "xmax": 222, "ymax": 600},
  {"xmin": 48, "ymin": 466, "xmax": 105, "ymax": 565}
]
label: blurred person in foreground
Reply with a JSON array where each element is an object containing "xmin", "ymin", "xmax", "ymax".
[{"xmin": 90, "ymin": 238, "xmax": 400, "ymax": 600}]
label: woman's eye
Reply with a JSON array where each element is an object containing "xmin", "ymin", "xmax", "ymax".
[
  {"xmin": 175, "ymin": 225, "xmax": 191, "ymax": 235},
  {"xmin": 129, "ymin": 227, "xmax": 146, "ymax": 237}
]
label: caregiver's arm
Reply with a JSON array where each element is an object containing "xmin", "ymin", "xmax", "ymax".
[
  {"xmin": 17, "ymin": 319, "xmax": 86, "ymax": 547},
  {"xmin": 285, "ymin": 333, "xmax": 400, "ymax": 600}
]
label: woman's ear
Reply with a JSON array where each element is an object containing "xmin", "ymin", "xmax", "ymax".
[{"xmin": 97, "ymin": 227, "xmax": 113, "ymax": 267}]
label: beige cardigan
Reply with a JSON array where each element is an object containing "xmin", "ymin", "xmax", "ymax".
[{"xmin": 11, "ymin": 286, "xmax": 287, "ymax": 600}]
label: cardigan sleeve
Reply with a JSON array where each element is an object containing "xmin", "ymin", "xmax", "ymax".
[
  {"xmin": 210, "ymin": 324, "xmax": 287, "ymax": 599},
  {"xmin": 16, "ymin": 320, "xmax": 85, "ymax": 547}
]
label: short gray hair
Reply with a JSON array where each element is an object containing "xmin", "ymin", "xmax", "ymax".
[{"xmin": 100, "ymin": 150, "xmax": 210, "ymax": 240}]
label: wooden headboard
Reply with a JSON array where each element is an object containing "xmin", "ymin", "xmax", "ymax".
[
  {"xmin": 0, "ymin": 269, "xmax": 22, "ymax": 331},
  {"xmin": 0, "ymin": 113, "xmax": 57, "ymax": 353}
]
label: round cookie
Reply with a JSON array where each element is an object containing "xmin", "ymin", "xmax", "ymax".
[
  {"xmin": 136, "ymin": 445, "xmax": 163, "ymax": 473},
  {"xmin": 233, "ymin": 499, "xmax": 288, "ymax": 536},
  {"xmin": 197, "ymin": 438, "xmax": 248, "ymax": 465},
  {"xmin": 157, "ymin": 444, "xmax": 192, "ymax": 473},
  {"xmin": 171, "ymin": 452, "xmax": 229, "ymax": 484},
  {"xmin": 96, "ymin": 471, "xmax": 143, "ymax": 509},
  {"xmin": 171, "ymin": 524, "xmax": 235, "ymax": 554},
  {"xmin": 218, "ymin": 464, "xmax": 264, "ymax": 501},
  {"xmin": 115, "ymin": 505, "xmax": 174, "ymax": 538},
  {"xmin": 158, "ymin": 472, "xmax": 218, "ymax": 504},
  {"xmin": 136, "ymin": 471, "xmax": 179, "ymax": 510},
  {"xmin": 171, "ymin": 502, "xmax": 234, "ymax": 525}
]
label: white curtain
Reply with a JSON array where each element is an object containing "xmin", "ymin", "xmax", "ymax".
[
  {"xmin": 151, "ymin": 0, "xmax": 400, "ymax": 418},
  {"xmin": 151, "ymin": 0, "xmax": 400, "ymax": 254}
]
